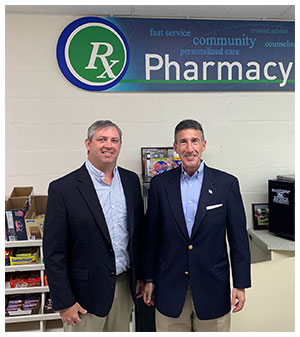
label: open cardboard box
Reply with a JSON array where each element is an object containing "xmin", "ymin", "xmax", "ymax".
[
  {"xmin": 10, "ymin": 186, "xmax": 33, "ymax": 212},
  {"xmin": 25, "ymin": 195, "xmax": 48, "ymax": 240}
]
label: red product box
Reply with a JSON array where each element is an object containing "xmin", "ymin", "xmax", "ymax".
[{"xmin": 9, "ymin": 272, "xmax": 41, "ymax": 288}]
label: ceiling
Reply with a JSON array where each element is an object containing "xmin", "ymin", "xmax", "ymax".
[{"xmin": 5, "ymin": 5, "xmax": 295, "ymax": 21}]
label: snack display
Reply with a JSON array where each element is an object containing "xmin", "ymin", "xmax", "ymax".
[
  {"xmin": 9, "ymin": 247, "xmax": 39, "ymax": 265},
  {"xmin": 6, "ymin": 294, "xmax": 40, "ymax": 316},
  {"xmin": 4, "ymin": 187, "xmax": 55, "ymax": 330},
  {"xmin": 141, "ymin": 147, "xmax": 182, "ymax": 180},
  {"xmin": 9, "ymin": 271, "xmax": 41, "ymax": 288}
]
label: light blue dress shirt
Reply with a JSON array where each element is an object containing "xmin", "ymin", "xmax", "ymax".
[
  {"xmin": 85, "ymin": 160, "xmax": 130, "ymax": 275},
  {"xmin": 180, "ymin": 161, "xmax": 205, "ymax": 237}
]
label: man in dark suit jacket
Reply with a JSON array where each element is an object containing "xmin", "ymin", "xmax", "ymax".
[
  {"xmin": 43, "ymin": 120, "xmax": 144, "ymax": 332},
  {"xmin": 142, "ymin": 119, "xmax": 251, "ymax": 332}
]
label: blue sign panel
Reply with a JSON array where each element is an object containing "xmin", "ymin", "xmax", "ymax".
[{"xmin": 57, "ymin": 17, "xmax": 295, "ymax": 92}]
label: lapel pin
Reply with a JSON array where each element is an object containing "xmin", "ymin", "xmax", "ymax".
[{"xmin": 208, "ymin": 189, "xmax": 213, "ymax": 194}]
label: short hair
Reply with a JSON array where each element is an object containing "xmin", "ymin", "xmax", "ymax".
[
  {"xmin": 174, "ymin": 119, "xmax": 205, "ymax": 143},
  {"xmin": 87, "ymin": 120, "xmax": 122, "ymax": 142}
]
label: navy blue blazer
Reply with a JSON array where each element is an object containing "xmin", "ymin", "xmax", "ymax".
[
  {"xmin": 43, "ymin": 164, "xmax": 144, "ymax": 317},
  {"xmin": 142, "ymin": 164, "xmax": 251, "ymax": 320}
]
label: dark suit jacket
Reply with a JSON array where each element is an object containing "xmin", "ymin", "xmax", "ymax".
[
  {"xmin": 142, "ymin": 164, "xmax": 251, "ymax": 320},
  {"xmin": 43, "ymin": 164, "xmax": 144, "ymax": 317}
]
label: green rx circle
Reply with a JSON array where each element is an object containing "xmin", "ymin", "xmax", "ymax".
[{"xmin": 68, "ymin": 25, "xmax": 126, "ymax": 83}]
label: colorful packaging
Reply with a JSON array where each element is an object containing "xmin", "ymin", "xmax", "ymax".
[
  {"xmin": 152, "ymin": 157, "xmax": 169, "ymax": 175},
  {"xmin": 173, "ymin": 153, "xmax": 182, "ymax": 168},
  {"xmin": 9, "ymin": 248, "xmax": 39, "ymax": 265},
  {"xmin": 9, "ymin": 271, "xmax": 41, "ymax": 288},
  {"xmin": 5, "ymin": 249, "xmax": 10, "ymax": 266}
]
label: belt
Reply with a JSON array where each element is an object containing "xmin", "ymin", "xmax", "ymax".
[{"xmin": 117, "ymin": 269, "xmax": 130, "ymax": 278}]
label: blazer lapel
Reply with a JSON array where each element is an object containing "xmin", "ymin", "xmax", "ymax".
[
  {"xmin": 191, "ymin": 165, "xmax": 216, "ymax": 239},
  {"xmin": 76, "ymin": 164, "xmax": 113, "ymax": 247},
  {"xmin": 166, "ymin": 167, "xmax": 190, "ymax": 241}
]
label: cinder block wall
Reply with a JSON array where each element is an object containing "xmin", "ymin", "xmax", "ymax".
[{"xmin": 5, "ymin": 13, "xmax": 295, "ymax": 230}]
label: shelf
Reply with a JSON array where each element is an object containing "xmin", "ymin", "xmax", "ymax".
[
  {"xmin": 5, "ymin": 286, "xmax": 49, "ymax": 295},
  {"xmin": 5, "ymin": 240, "xmax": 43, "ymax": 248},
  {"xmin": 5, "ymin": 237, "xmax": 61, "ymax": 331},
  {"xmin": 5, "ymin": 313, "xmax": 60, "ymax": 324},
  {"xmin": 248, "ymin": 229, "xmax": 295, "ymax": 252},
  {"xmin": 5, "ymin": 264, "xmax": 44, "ymax": 272}
]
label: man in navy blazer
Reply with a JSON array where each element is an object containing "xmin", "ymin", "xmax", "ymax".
[
  {"xmin": 43, "ymin": 120, "xmax": 144, "ymax": 331},
  {"xmin": 142, "ymin": 119, "xmax": 251, "ymax": 332}
]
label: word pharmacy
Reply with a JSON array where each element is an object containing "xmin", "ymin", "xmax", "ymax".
[{"xmin": 145, "ymin": 54, "xmax": 294, "ymax": 87}]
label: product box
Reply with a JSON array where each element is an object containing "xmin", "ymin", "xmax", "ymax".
[
  {"xmin": 6, "ymin": 294, "xmax": 40, "ymax": 316},
  {"xmin": 5, "ymin": 197, "xmax": 28, "ymax": 211},
  {"xmin": 9, "ymin": 271, "xmax": 41, "ymax": 288},
  {"xmin": 25, "ymin": 195, "xmax": 47, "ymax": 239},
  {"xmin": 9, "ymin": 247, "xmax": 39, "ymax": 265},
  {"xmin": 5, "ymin": 198, "xmax": 28, "ymax": 241},
  {"xmin": 152, "ymin": 157, "xmax": 170, "ymax": 175},
  {"xmin": 10, "ymin": 186, "xmax": 33, "ymax": 198},
  {"xmin": 10, "ymin": 186, "xmax": 34, "ymax": 213},
  {"xmin": 141, "ymin": 147, "xmax": 181, "ymax": 181}
]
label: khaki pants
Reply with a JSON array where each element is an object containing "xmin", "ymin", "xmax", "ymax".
[
  {"xmin": 64, "ymin": 271, "xmax": 133, "ymax": 332},
  {"xmin": 155, "ymin": 286, "xmax": 231, "ymax": 332}
]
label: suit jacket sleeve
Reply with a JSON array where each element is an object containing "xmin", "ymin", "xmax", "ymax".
[
  {"xmin": 43, "ymin": 181, "xmax": 76, "ymax": 311},
  {"xmin": 226, "ymin": 177, "xmax": 251, "ymax": 289}
]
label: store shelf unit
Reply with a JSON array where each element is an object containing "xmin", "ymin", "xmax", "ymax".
[{"xmin": 5, "ymin": 240, "xmax": 62, "ymax": 332}]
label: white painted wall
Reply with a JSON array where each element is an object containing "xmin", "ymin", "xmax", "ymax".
[
  {"xmin": 6, "ymin": 13, "xmax": 294, "ymax": 228},
  {"xmin": 231, "ymin": 255, "xmax": 295, "ymax": 332}
]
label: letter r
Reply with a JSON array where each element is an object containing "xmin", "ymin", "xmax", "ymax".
[{"xmin": 85, "ymin": 42, "xmax": 119, "ymax": 79}]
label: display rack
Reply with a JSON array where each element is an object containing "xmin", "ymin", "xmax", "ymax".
[{"xmin": 5, "ymin": 240, "xmax": 61, "ymax": 332}]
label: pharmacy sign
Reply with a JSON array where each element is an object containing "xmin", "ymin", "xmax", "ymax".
[
  {"xmin": 57, "ymin": 17, "xmax": 294, "ymax": 92},
  {"xmin": 56, "ymin": 17, "xmax": 129, "ymax": 91}
]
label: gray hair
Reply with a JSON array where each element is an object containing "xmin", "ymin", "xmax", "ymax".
[
  {"xmin": 174, "ymin": 119, "xmax": 205, "ymax": 143},
  {"xmin": 87, "ymin": 120, "xmax": 122, "ymax": 142}
]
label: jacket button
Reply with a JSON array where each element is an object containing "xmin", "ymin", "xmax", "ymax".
[
  {"xmin": 111, "ymin": 271, "xmax": 115, "ymax": 275},
  {"xmin": 188, "ymin": 245, "xmax": 193, "ymax": 250},
  {"xmin": 184, "ymin": 271, "xmax": 189, "ymax": 275}
]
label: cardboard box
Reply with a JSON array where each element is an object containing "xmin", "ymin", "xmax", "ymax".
[
  {"xmin": 25, "ymin": 196, "xmax": 48, "ymax": 239},
  {"xmin": 10, "ymin": 186, "xmax": 34, "ymax": 212},
  {"xmin": 5, "ymin": 198, "xmax": 28, "ymax": 241},
  {"xmin": 10, "ymin": 186, "xmax": 33, "ymax": 199},
  {"xmin": 5, "ymin": 197, "xmax": 28, "ymax": 211}
]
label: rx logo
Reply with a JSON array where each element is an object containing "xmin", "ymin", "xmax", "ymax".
[{"xmin": 57, "ymin": 17, "xmax": 129, "ymax": 91}]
